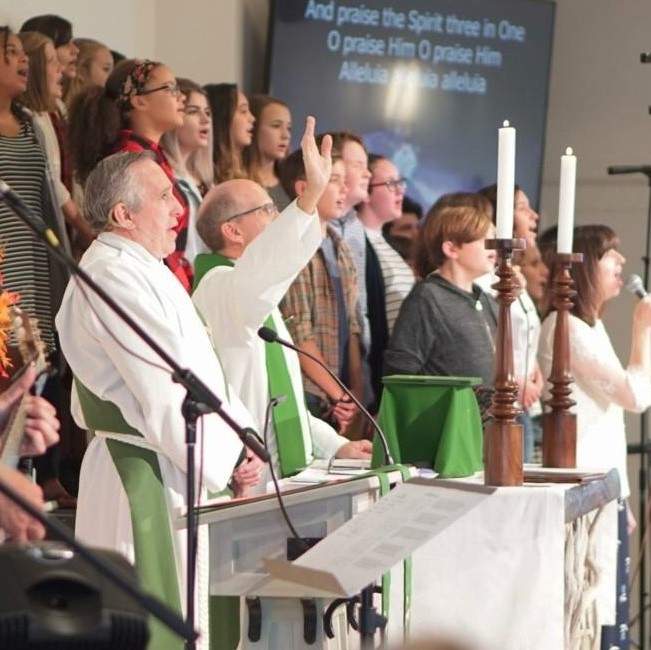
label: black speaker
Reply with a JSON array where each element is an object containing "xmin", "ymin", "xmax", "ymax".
[{"xmin": 0, "ymin": 542, "xmax": 149, "ymax": 649}]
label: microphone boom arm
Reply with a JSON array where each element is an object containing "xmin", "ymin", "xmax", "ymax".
[{"xmin": 258, "ymin": 327, "xmax": 394, "ymax": 466}]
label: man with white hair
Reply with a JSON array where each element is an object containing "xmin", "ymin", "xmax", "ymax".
[{"xmin": 55, "ymin": 149, "xmax": 258, "ymax": 650}]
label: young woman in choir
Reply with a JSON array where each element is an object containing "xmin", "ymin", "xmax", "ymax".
[
  {"xmin": 65, "ymin": 38, "xmax": 113, "ymax": 107},
  {"xmin": 20, "ymin": 15, "xmax": 79, "ymax": 86},
  {"xmin": 203, "ymin": 83, "xmax": 254, "ymax": 182},
  {"xmin": 0, "ymin": 27, "xmax": 73, "ymax": 506},
  {"xmin": 244, "ymin": 94, "xmax": 292, "ymax": 209},
  {"xmin": 161, "ymin": 78, "xmax": 214, "ymax": 267},
  {"xmin": 68, "ymin": 58, "xmax": 193, "ymax": 289},
  {"xmin": 538, "ymin": 225, "xmax": 651, "ymax": 648},
  {"xmin": 385, "ymin": 193, "xmax": 498, "ymax": 390},
  {"xmin": 540, "ymin": 225, "xmax": 651, "ymax": 505},
  {"xmin": 519, "ymin": 244, "xmax": 549, "ymax": 314},
  {"xmin": 19, "ymin": 31, "xmax": 94, "ymax": 251}
]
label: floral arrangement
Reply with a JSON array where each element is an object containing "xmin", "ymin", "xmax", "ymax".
[{"xmin": 0, "ymin": 248, "xmax": 19, "ymax": 377}]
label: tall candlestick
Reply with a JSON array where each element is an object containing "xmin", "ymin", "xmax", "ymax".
[
  {"xmin": 557, "ymin": 147, "xmax": 577, "ymax": 254},
  {"xmin": 496, "ymin": 120, "xmax": 516, "ymax": 239}
]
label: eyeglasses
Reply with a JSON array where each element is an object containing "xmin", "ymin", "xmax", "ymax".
[
  {"xmin": 368, "ymin": 177, "xmax": 407, "ymax": 192},
  {"xmin": 139, "ymin": 81, "xmax": 181, "ymax": 97},
  {"xmin": 224, "ymin": 202, "xmax": 278, "ymax": 222}
]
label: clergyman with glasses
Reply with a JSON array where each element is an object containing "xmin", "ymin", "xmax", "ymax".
[{"xmin": 192, "ymin": 116, "xmax": 371, "ymax": 496}]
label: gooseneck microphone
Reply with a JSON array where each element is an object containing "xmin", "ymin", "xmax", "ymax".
[
  {"xmin": 257, "ymin": 326, "xmax": 394, "ymax": 466},
  {"xmin": 626, "ymin": 274, "xmax": 648, "ymax": 299}
]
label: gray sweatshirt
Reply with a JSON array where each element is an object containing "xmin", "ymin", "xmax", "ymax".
[{"xmin": 384, "ymin": 274, "xmax": 498, "ymax": 386}]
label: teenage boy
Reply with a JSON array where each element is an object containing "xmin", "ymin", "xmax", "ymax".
[
  {"xmin": 279, "ymin": 149, "xmax": 364, "ymax": 431},
  {"xmin": 385, "ymin": 193, "xmax": 498, "ymax": 387}
]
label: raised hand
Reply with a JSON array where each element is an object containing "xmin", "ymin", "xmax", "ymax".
[{"xmin": 296, "ymin": 115, "xmax": 333, "ymax": 215}]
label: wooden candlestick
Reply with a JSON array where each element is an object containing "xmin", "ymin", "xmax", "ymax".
[
  {"xmin": 542, "ymin": 253, "xmax": 583, "ymax": 467},
  {"xmin": 484, "ymin": 238, "xmax": 526, "ymax": 486}
]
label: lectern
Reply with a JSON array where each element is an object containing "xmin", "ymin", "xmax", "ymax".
[{"xmin": 187, "ymin": 471, "xmax": 410, "ymax": 649}]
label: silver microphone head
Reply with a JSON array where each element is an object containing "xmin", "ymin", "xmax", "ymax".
[
  {"xmin": 269, "ymin": 394, "xmax": 287, "ymax": 408},
  {"xmin": 626, "ymin": 274, "xmax": 647, "ymax": 298}
]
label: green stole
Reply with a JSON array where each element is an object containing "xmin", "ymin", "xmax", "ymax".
[
  {"xmin": 74, "ymin": 379, "xmax": 184, "ymax": 650},
  {"xmin": 193, "ymin": 252, "xmax": 308, "ymax": 477}
]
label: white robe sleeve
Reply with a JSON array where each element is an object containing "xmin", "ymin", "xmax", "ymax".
[
  {"xmin": 307, "ymin": 413, "xmax": 347, "ymax": 460},
  {"xmin": 57, "ymin": 259, "xmax": 243, "ymax": 493},
  {"xmin": 569, "ymin": 317, "xmax": 651, "ymax": 414},
  {"xmin": 193, "ymin": 199, "xmax": 322, "ymax": 340}
]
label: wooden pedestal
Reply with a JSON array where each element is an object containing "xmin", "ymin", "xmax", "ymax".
[
  {"xmin": 483, "ymin": 238, "xmax": 526, "ymax": 487},
  {"xmin": 484, "ymin": 420, "xmax": 524, "ymax": 486},
  {"xmin": 542, "ymin": 410, "xmax": 577, "ymax": 468},
  {"xmin": 542, "ymin": 253, "xmax": 583, "ymax": 469}
]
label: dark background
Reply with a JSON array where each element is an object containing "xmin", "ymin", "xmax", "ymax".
[{"xmin": 267, "ymin": 0, "xmax": 555, "ymax": 212}]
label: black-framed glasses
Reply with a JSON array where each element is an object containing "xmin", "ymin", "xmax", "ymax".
[
  {"xmin": 368, "ymin": 177, "xmax": 407, "ymax": 192},
  {"xmin": 139, "ymin": 81, "xmax": 181, "ymax": 97},
  {"xmin": 224, "ymin": 202, "xmax": 278, "ymax": 222}
]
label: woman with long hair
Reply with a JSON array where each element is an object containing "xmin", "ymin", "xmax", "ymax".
[
  {"xmin": 0, "ymin": 27, "xmax": 73, "ymax": 506},
  {"xmin": 204, "ymin": 82, "xmax": 254, "ymax": 183},
  {"xmin": 20, "ymin": 14, "xmax": 79, "ymax": 85},
  {"xmin": 20, "ymin": 16, "xmax": 81, "ymax": 254},
  {"xmin": 539, "ymin": 224, "xmax": 651, "ymax": 649},
  {"xmin": 65, "ymin": 38, "xmax": 113, "ymax": 108},
  {"xmin": 244, "ymin": 94, "xmax": 292, "ymax": 209},
  {"xmin": 19, "ymin": 31, "xmax": 94, "ymax": 252},
  {"xmin": 161, "ymin": 78, "xmax": 214, "ymax": 265},
  {"xmin": 68, "ymin": 58, "xmax": 194, "ymax": 289}
]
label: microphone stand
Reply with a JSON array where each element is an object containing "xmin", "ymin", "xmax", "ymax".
[
  {"xmin": 0, "ymin": 474, "xmax": 197, "ymax": 644},
  {"xmin": 257, "ymin": 327, "xmax": 394, "ymax": 466},
  {"xmin": 0, "ymin": 187, "xmax": 270, "ymax": 650},
  {"xmin": 607, "ymin": 165, "xmax": 651, "ymax": 647}
]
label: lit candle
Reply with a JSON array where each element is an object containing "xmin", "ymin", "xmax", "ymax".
[
  {"xmin": 557, "ymin": 147, "xmax": 577, "ymax": 254},
  {"xmin": 496, "ymin": 120, "xmax": 516, "ymax": 239}
]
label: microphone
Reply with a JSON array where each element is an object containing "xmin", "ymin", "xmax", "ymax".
[
  {"xmin": 607, "ymin": 165, "xmax": 651, "ymax": 176},
  {"xmin": 258, "ymin": 326, "xmax": 394, "ymax": 466},
  {"xmin": 626, "ymin": 274, "xmax": 648, "ymax": 299}
]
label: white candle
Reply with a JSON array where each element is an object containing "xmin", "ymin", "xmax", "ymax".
[
  {"xmin": 557, "ymin": 147, "xmax": 577, "ymax": 254},
  {"xmin": 496, "ymin": 120, "xmax": 516, "ymax": 239}
]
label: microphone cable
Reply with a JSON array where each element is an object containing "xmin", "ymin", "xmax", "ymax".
[{"xmin": 262, "ymin": 395, "xmax": 309, "ymax": 552}]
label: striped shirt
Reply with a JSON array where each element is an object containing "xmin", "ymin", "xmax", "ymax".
[
  {"xmin": 0, "ymin": 119, "xmax": 55, "ymax": 349},
  {"xmin": 364, "ymin": 227, "xmax": 415, "ymax": 333}
]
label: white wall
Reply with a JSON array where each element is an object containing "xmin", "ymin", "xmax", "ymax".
[
  {"xmin": 0, "ymin": 0, "xmax": 156, "ymax": 61},
  {"xmin": 0, "ymin": 0, "xmax": 255, "ymax": 87}
]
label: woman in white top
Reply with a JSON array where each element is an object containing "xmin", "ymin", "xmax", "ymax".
[
  {"xmin": 540, "ymin": 225, "xmax": 651, "ymax": 506},
  {"xmin": 161, "ymin": 78, "xmax": 214, "ymax": 267},
  {"xmin": 539, "ymin": 225, "xmax": 651, "ymax": 649}
]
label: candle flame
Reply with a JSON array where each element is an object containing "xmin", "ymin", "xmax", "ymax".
[
  {"xmin": 565, "ymin": 146, "xmax": 574, "ymax": 156},
  {"xmin": 502, "ymin": 120, "xmax": 510, "ymax": 128}
]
